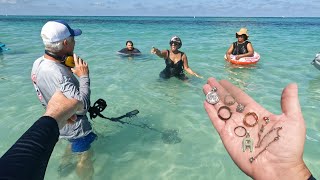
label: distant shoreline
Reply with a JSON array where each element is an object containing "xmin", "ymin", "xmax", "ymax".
[{"xmin": 1, "ymin": 15, "xmax": 319, "ymax": 18}]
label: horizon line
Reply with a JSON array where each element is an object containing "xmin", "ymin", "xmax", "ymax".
[{"xmin": 1, "ymin": 14, "xmax": 320, "ymax": 18}]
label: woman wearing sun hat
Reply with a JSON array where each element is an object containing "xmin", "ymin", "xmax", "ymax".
[
  {"xmin": 151, "ymin": 36, "xmax": 202, "ymax": 80},
  {"xmin": 225, "ymin": 28, "xmax": 255, "ymax": 61}
]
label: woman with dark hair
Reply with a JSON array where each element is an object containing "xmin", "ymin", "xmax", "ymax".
[
  {"xmin": 151, "ymin": 36, "xmax": 202, "ymax": 80},
  {"xmin": 118, "ymin": 40, "xmax": 141, "ymax": 56},
  {"xmin": 225, "ymin": 28, "xmax": 255, "ymax": 61}
]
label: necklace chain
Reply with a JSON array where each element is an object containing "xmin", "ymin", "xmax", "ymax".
[{"xmin": 249, "ymin": 126, "xmax": 282, "ymax": 163}]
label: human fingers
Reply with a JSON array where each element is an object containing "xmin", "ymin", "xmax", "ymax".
[
  {"xmin": 281, "ymin": 83, "xmax": 303, "ymax": 120},
  {"xmin": 203, "ymin": 79, "xmax": 246, "ymax": 141},
  {"xmin": 195, "ymin": 74, "xmax": 203, "ymax": 78},
  {"xmin": 71, "ymin": 54, "xmax": 79, "ymax": 73},
  {"xmin": 67, "ymin": 114, "xmax": 77, "ymax": 124},
  {"xmin": 73, "ymin": 53, "xmax": 79, "ymax": 66},
  {"xmin": 205, "ymin": 77, "xmax": 234, "ymax": 110},
  {"xmin": 220, "ymin": 79, "xmax": 272, "ymax": 119},
  {"xmin": 49, "ymin": 91, "xmax": 82, "ymax": 116},
  {"xmin": 219, "ymin": 79, "xmax": 275, "ymax": 132},
  {"xmin": 75, "ymin": 55, "xmax": 82, "ymax": 65},
  {"xmin": 72, "ymin": 57, "xmax": 89, "ymax": 76},
  {"xmin": 44, "ymin": 91, "xmax": 83, "ymax": 129},
  {"xmin": 151, "ymin": 47, "xmax": 157, "ymax": 54},
  {"xmin": 203, "ymin": 93, "xmax": 226, "ymax": 135},
  {"xmin": 73, "ymin": 54, "xmax": 87, "ymax": 67},
  {"xmin": 204, "ymin": 78, "xmax": 240, "ymax": 126},
  {"xmin": 219, "ymin": 79, "xmax": 258, "ymax": 109}
]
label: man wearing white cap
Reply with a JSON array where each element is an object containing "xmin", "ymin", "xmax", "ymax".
[{"xmin": 31, "ymin": 20, "xmax": 95, "ymax": 180}]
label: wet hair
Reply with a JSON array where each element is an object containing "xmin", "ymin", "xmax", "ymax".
[{"xmin": 126, "ymin": 40, "xmax": 133, "ymax": 46}]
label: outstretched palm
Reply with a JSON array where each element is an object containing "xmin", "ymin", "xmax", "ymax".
[{"xmin": 203, "ymin": 77, "xmax": 310, "ymax": 180}]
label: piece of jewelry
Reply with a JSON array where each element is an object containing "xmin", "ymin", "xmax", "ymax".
[
  {"xmin": 263, "ymin": 116, "xmax": 270, "ymax": 124},
  {"xmin": 236, "ymin": 103, "xmax": 245, "ymax": 113},
  {"xmin": 243, "ymin": 112, "xmax": 258, "ymax": 127},
  {"xmin": 217, "ymin": 106, "xmax": 232, "ymax": 121},
  {"xmin": 249, "ymin": 127, "xmax": 282, "ymax": 163},
  {"xmin": 256, "ymin": 116, "xmax": 271, "ymax": 148},
  {"xmin": 224, "ymin": 95, "xmax": 236, "ymax": 106},
  {"xmin": 256, "ymin": 124, "xmax": 266, "ymax": 148},
  {"xmin": 206, "ymin": 88, "xmax": 219, "ymax": 105},
  {"xmin": 242, "ymin": 132, "xmax": 254, "ymax": 152},
  {"xmin": 234, "ymin": 126, "xmax": 247, "ymax": 137},
  {"xmin": 212, "ymin": 86, "xmax": 217, "ymax": 92}
]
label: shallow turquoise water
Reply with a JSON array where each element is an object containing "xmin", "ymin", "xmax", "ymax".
[{"xmin": 0, "ymin": 16, "xmax": 319, "ymax": 179}]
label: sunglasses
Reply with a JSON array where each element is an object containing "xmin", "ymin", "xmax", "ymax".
[
  {"xmin": 236, "ymin": 35, "xmax": 246, "ymax": 38},
  {"xmin": 170, "ymin": 42, "xmax": 180, "ymax": 46}
]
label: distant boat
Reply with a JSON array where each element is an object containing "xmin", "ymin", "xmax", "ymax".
[{"xmin": 194, "ymin": 16, "xmax": 196, "ymax": 18}]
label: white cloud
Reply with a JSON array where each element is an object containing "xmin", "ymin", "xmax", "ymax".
[
  {"xmin": 0, "ymin": 0, "xmax": 17, "ymax": 4},
  {"xmin": 0, "ymin": 0, "xmax": 319, "ymax": 16},
  {"xmin": 90, "ymin": 2, "xmax": 106, "ymax": 7}
]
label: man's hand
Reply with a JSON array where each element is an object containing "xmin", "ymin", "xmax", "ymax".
[
  {"xmin": 202, "ymin": 77, "xmax": 311, "ymax": 180},
  {"xmin": 44, "ymin": 91, "xmax": 83, "ymax": 129},
  {"xmin": 71, "ymin": 53, "xmax": 89, "ymax": 77}
]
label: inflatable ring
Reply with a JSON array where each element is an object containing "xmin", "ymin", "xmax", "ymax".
[{"xmin": 224, "ymin": 52, "xmax": 260, "ymax": 65}]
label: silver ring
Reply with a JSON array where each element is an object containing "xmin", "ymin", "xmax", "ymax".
[
  {"xmin": 206, "ymin": 90, "xmax": 220, "ymax": 105},
  {"xmin": 224, "ymin": 95, "xmax": 236, "ymax": 106},
  {"xmin": 236, "ymin": 103, "xmax": 245, "ymax": 113}
]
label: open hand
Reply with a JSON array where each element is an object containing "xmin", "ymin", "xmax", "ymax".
[{"xmin": 202, "ymin": 77, "xmax": 311, "ymax": 180}]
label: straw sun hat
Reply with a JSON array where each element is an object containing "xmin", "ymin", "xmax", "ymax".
[{"xmin": 236, "ymin": 28, "xmax": 249, "ymax": 37}]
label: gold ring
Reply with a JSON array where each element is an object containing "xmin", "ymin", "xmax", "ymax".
[
  {"xmin": 218, "ymin": 106, "xmax": 232, "ymax": 121},
  {"xmin": 224, "ymin": 95, "xmax": 236, "ymax": 106},
  {"xmin": 243, "ymin": 112, "xmax": 258, "ymax": 127}
]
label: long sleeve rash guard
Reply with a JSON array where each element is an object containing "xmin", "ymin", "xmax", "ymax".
[{"xmin": 0, "ymin": 116, "xmax": 59, "ymax": 180}]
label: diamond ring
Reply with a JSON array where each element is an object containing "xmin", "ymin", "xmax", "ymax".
[{"xmin": 236, "ymin": 103, "xmax": 245, "ymax": 113}]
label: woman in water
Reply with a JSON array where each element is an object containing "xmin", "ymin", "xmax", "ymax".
[
  {"xmin": 151, "ymin": 36, "xmax": 202, "ymax": 80},
  {"xmin": 225, "ymin": 28, "xmax": 255, "ymax": 61}
]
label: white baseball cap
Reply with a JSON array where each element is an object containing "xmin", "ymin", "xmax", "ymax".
[{"xmin": 41, "ymin": 20, "xmax": 82, "ymax": 43}]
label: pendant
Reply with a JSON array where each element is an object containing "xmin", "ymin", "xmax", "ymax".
[
  {"xmin": 242, "ymin": 133, "xmax": 254, "ymax": 152},
  {"xmin": 206, "ymin": 89, "xmax": 219, "ymax": 105}
]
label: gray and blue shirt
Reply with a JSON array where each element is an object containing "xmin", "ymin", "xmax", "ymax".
[{"xmin": 31, "ymin": 56, "xmax": 92, "ymax": 140}]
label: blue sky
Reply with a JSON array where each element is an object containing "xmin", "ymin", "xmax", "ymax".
[{"xmin": 1, "ymin": 0, "xmax": 320, "ymax": 17}]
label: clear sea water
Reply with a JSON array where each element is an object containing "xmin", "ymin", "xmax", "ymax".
[{"xmin": 0, "ymin": 16, "xmax": 319, "ymax": 179}]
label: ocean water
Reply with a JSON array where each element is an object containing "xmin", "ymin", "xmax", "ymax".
[{"xmin": 0, "ymin": 16, "xmax": 320, "ymax": 179}]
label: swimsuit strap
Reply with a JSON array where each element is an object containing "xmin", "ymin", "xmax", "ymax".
[
  {"xmin": 166, "ymin": 50, "xmax": 170, "ymax": 60},
  {"xmin": 166, "ymin": 50, "xmax": 184, "ymax": 60},
  {"xmin": 233, "ymin": 42, "xmax": 239, "ymax": 55}
]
